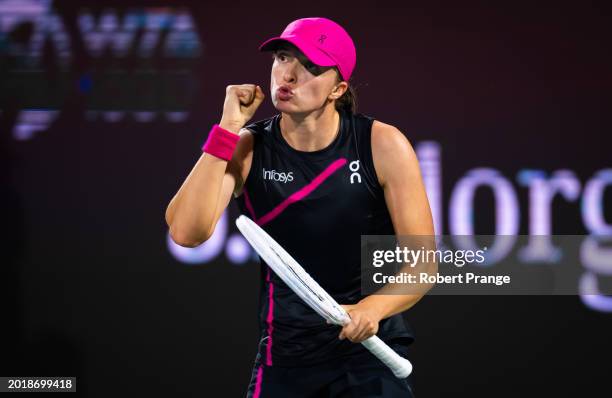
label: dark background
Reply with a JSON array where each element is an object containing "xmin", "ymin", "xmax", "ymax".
[{"xmin": 1, "ymin": 0, "xmax": 611, "ymax": 396}]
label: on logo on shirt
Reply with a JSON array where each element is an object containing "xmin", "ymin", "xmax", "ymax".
[{"xmin": 350, "ymin": 160, "xmax": 362, "ymax": 184}]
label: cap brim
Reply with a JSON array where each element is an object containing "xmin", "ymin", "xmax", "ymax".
[{"xmin": 258, "ymin": 36, "xmax": 336, "ymax": 68}]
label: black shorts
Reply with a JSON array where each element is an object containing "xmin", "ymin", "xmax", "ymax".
[{"xmin": 245, "ymin": 345, "xmax": 415, "ymax": 398}]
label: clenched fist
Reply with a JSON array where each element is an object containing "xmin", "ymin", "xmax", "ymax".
[{"xmin": 219, "ymin": 84, "xmax": 265, "ymax": 133}]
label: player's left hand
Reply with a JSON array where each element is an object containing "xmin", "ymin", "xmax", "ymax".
[{"xmin": 337, "ymin": 303, "xmax": 382, "ymax": 343}]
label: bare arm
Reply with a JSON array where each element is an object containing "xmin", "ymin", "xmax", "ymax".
[
  {"xmin": 357, "ymin": 121, "xmax": 435, "ymax": 317},
  {"xmin": 339, "ymin": 121, "xmax": 435, "ymax": 343},
  {"xmin": 165, "ymin": 130, "xmax": 253, "ymax": 247},
  {"xmin": 165, "ymin": 84, "xmax": 264, "ymax": 247}
]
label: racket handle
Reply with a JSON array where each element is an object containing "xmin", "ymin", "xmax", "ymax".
[{"xmin": 360, "ymin": 335, "xmax": 413, "ymax": 378}]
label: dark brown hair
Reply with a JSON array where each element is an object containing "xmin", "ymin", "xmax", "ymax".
[{"xmin": 334, "ymin": 68, "xmax": 357, "ymax": 114}]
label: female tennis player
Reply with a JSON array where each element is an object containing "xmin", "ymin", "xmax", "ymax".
[{"xmin": 165, "ymin": 17, "xmax": 434, "ymax": 397}]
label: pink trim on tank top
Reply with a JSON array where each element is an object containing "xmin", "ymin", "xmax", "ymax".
[
  {"xmin": 242, "ymin": 158, "xmax": 347, "ymax": 226},
  {"xmin": 253, "ymin": 366, "xmax": 264, "ymax": 398},
  {"xmin": 265, "ymin": 267, "xmax": 274, "ymax": 366},
  {"xmin": 241, "ymin": 157, "xmax": 347, "ymax": 378}
]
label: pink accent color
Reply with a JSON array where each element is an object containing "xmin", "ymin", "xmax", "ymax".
[
  {"xmin": 241, "ymin": 158, "xmax": 347, "ymax": 370},
  {"xmin": 265, "ymin": 267, "xmax": 274, "ymax": 366},
  {"xmin": 202, "ymin": 124, "xmax": 240, "ymax": 161},
  {"xmin": 259, "ymin": 17, "xmax": 357, "ymax": 81},
  {"xmin": 256, "ymin": 158, "xmax": 347, "ymax": 226},
  {"xmin": 253, "ymin": 366, "xmax": 264, "ymax": 398},
  {"xmin": 243, "ymin": 189, "xmax": 258, "ymax": 222}
]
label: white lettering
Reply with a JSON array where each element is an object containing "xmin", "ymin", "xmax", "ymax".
[
  {"xmin": 349, "ymin": 160, "xmax": 361, "ymax": 184},
  {"xmin": 263, "ymin": 168, "xmax": 294, "ymax": 183}
]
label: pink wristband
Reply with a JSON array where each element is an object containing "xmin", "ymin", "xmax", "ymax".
[{"xmin": 202, "ymin": 124, "xmax": 240, "ymax": 161}]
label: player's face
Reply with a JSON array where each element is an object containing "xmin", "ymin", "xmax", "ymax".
[{"xmin": 270, "ymin": 44, "xmax": 340, "ymax": 114}]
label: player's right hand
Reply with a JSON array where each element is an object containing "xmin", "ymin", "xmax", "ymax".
[{"xmin": 219, "ymin": 84, "xmax": 265, "ymax": 133}]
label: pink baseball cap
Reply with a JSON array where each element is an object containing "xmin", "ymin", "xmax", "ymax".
[{"xmin": 258, "ymin": 17, "xmax": 356, "ymax": 81}]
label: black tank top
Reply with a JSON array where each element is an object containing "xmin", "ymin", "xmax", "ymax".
[{"xmin": 237, "ymin": 109, "xmax": 414, "ymax": 367}]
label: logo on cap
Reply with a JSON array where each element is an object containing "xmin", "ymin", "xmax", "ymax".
[{"xmin": 258, "ymin": 18, "xmax": 356, "ymax": 81}]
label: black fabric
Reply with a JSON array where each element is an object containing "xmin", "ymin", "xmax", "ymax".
[
  {"xmin": 245, "ymin": 343, "xmax": 415, "ymax": 398},
  {"xmin": 237, "ymin": 109, "xmax": 414, "ymax": 367}
]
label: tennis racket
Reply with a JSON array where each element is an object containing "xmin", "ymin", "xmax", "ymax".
[{"xmin": 235, "ymin": 215, "xmax": 413, "ymax": 378}]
